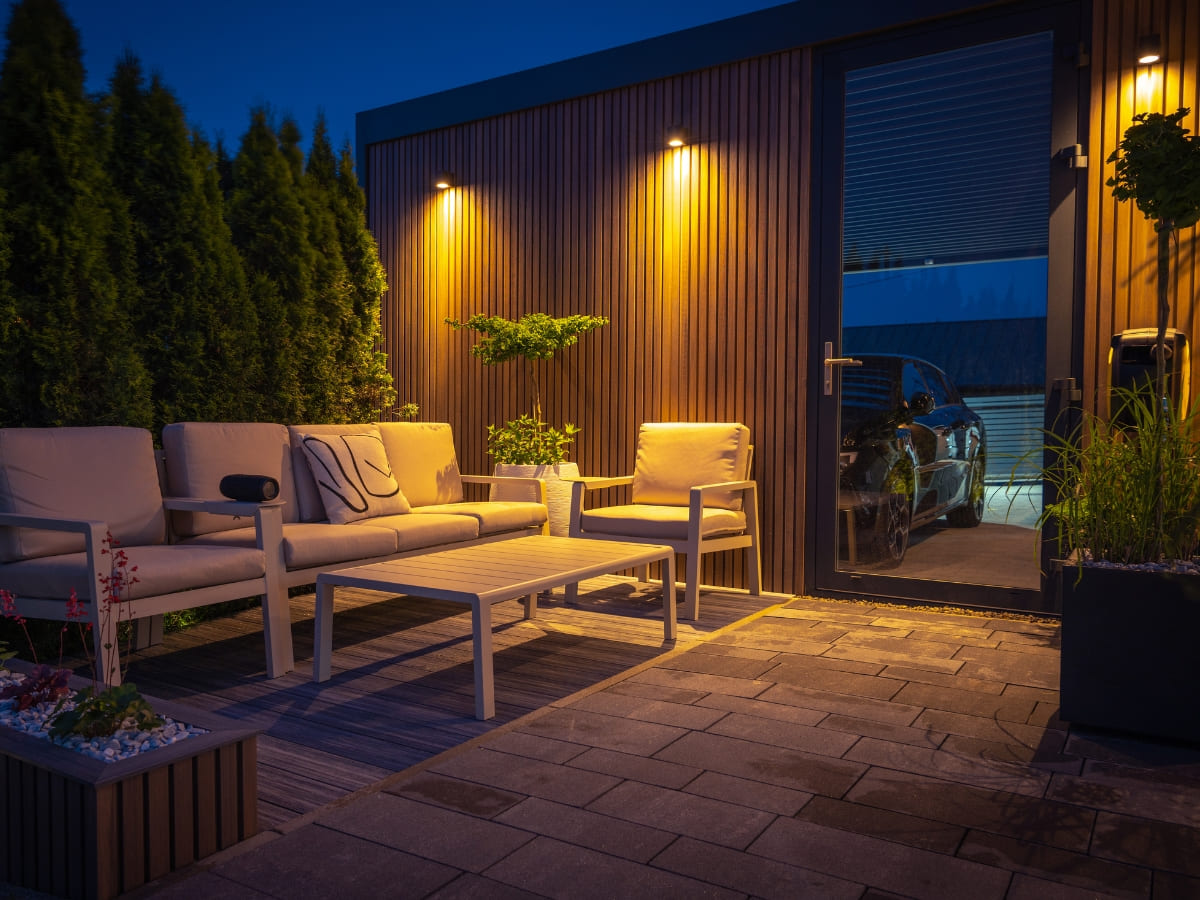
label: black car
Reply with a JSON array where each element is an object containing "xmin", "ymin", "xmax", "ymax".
[{"xmin": 839, "ymin": 354, "xmax": 986, "ymax": 566}]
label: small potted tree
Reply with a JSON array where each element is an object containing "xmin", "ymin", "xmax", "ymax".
[
  {"xmin": 446, "ymin": 312, "xmax": 608, "ymax": 534},
  {"xmin": 1042, "ymin": 108, "xmax": 1200, "ymax": 743}
]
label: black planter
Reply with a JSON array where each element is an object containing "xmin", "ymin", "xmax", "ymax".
[{"xmin": 1059, "ymin": 562, "xmax": 1200, "ymax": 745}]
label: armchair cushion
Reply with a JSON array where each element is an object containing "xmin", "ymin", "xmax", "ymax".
[
  {"xmin": 0, "ymin": 543, "xmax": 265, "ymax": 600},
  {"xmin": 580, "ymin": 504, "xmax": 747, "ymax": 541},
  {"xmin": 0, "ymin": 426, "xmax": 167, "ymax": 562},
  {"xmin": 377, "ymin": 422, "xmax": 465, "ymax": 507},
  {"xmin": 296, "ymin": 427, "xmax": 411, "ymax": 524},
  {"xmin": 631, "ymin": 423, "xmax": 750, "ymax": 510},
  {"xmin": 162, "ymin": 422, "xmax": 299, "ymax": 536}
]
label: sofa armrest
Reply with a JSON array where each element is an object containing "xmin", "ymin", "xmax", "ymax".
[
  {"xmin": 162, "ymin": 497, "xmax": 285, "ymax": 518},
  {"xmin": 461, "ymin": 474, "xmax": 548, "ymax": 505},
  {"xmin": 0, "ymin": 511, "xmax": 107, "ymax": 536}
]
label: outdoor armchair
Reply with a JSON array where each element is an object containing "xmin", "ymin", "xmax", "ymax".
[{"xmin": 567, "ymin": 422, "xmax": 762, "ymax": 619}]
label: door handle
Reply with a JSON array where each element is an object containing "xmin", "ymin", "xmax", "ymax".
[{"xmin": 824, "ymin": 341, "xmax": 862, "ymax": 396}]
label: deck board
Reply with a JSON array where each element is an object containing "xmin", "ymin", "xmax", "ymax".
[{"xmin": 119, "ymin": 576, "xmax": 779, "ymax": 829}]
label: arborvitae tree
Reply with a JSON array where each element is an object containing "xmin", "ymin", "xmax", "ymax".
[
  {"xmin": 105, "ymin": 54, "xmax": 261, "ymax": 429},
  {"xmin": 226, "ymin": 109, "xmax": 315, "ymax": 422},
  {"xmin": 0, "ymin": 0, "xmax": 151, "ymax": 427},
  {"xmin": 333, "ymin": 140, "xmax": 395, "ymax": 420}
]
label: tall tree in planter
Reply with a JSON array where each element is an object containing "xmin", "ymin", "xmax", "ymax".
[
  {"xmin": 0, "ymin": 0, "xmax": 151, "ymax": 427},
  {"xmin": 105, "ymin": 54, "xmax": 261, "ymax": 429},
  {"xmin": 226, "ymin": 109, "xmax": 315, "ymax": 422}
]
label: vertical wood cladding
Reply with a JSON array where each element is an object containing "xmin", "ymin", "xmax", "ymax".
[
  {"xmin": 369, "ymin": 50, "xmax": 810, "ymax": 596},
  {"xmin": 1085, "ymin": 0, "xmax": 1200, "ymax": 411}
]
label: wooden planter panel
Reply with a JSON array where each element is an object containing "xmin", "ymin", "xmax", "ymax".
[
  {"xmin": 0, "ymin": 696, "xmax": 257, "ymax": 900},
  {"xmin": 1060, "ymin": 564, "xmax": 1200, "ymax": 745}
]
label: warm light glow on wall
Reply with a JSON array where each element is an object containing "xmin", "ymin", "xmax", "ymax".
[{"xmin": 1135, "ymin": 67, "xmax": 1161, "ymax": 107}]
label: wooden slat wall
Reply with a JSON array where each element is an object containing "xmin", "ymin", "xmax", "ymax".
[
  {"xmin": 369, "ymin": 50, "xmax": 811, "ymax": 596},
  {"xmin": 1085, "ymin": 0, "xmax": 1200, "ymax": 412}
]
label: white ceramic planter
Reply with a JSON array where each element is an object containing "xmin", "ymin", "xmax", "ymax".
[{"xmin": 491, "ymin": 462, "xmax": 580, "ymax": 536}]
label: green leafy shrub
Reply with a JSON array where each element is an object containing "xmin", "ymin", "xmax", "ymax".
[{"xmin": 486, "ymin": 415, "xmax": 580, "ymax": 465}]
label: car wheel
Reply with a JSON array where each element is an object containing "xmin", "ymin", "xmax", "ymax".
[
  {"xmin": 947, "ymin": 452, "xmax": 986, "ymax": 528},
  {"xmin": 871, "ymin": 490, "xmax": 911, "ymax": 567}
]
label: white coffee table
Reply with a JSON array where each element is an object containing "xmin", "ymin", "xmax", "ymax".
[{"xmin": 313, "ymin": 535, "xmax": 676, "ymax": 719}]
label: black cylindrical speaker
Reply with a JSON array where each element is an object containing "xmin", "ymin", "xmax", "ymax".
[{"xmin": 219, "ymin": 474, "xmax": 280, "ymax": 502}]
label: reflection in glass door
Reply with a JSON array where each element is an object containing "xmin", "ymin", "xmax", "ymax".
[{"xmin": 816, "ymin": 22, "xmax": 1079, "ymax": 609}]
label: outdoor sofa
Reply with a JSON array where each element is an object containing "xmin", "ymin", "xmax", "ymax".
[{"xmin": 0, "ymin": 422, "xmax": 547, "ymax": 686}]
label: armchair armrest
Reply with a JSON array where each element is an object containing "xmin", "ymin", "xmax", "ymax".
[
  {"xmin": 0, "ymin": 511, "xmax": 106, "ymax": 535},
  {"xmin": 566, "ymin": 476, "xmax": 635, "ymax": 537}
]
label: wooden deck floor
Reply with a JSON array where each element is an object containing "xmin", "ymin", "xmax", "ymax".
[{"xmin": 120, "ymin": 578, "xmax": 781, "ymax": 829}]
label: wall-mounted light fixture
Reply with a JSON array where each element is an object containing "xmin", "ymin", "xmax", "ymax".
[
  {"xmin": 1136, "ymin": 34, "xmax": 1162, "ymax": 65},
  {"xmin": 665, "ymin": 125, "xmax": 690, "ymax": 148},
  {"xmin": 434, "ymin": 171, "xmax": 455, "ymax": 190}
]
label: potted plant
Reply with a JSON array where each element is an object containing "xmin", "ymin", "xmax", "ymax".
[
  {"xmin": 1039, "ymin": 108, "xmax": 1200, "ymax": 744},
  {"xmin": 446, "ymin": 312, "xmax": 608, "ymax": 534}
]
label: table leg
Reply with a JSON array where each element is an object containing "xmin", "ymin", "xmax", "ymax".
[
  {"xmin": 472, "ymin": 598, "xmax": 495, "ymax": 720},
  {"xmin": 314, "ymin": 582, "xmax": 334, "ymax": 682},
  {"xmin": 524, "ymin": 592, "xmax": 537, "ymax": 619},
  {"xmin": 564, "ymin": 581, "xmax": 579, "ymax": 604},
  {"xmin": 661, "ymin": 552, "xmax": 677, "ymax": 642}
]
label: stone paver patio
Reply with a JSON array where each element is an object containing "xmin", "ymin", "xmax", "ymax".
[{"xmin": 129, "ymin": 595, "xmax": 1200, "ymax": 899}]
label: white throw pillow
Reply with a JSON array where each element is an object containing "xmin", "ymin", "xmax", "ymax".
[{"xmin": 298, "ymin": 429, "xmax": 411, "ymax": 524}]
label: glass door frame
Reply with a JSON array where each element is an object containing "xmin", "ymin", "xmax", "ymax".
[{"xmin": 805, "ymin": 0, "xmax": 1088, "ymax": 613}]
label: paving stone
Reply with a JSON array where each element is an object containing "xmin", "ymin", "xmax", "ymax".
[
  {"xmin": 484, "ymin": 836, "xmax": 744, "ymax": 900},
  {"xmin": 586, "ymin": 779, "xmax": 776, "ymax": 849},
  {"xmin": 495, "ymin": 796, "xmax": 676, "ymax": 863},
  {"xmin": 996, "ymin": 638, "xmax": 1060, "ymax": 655},
  {"xmin": 824, "ymin": 644, "xmax": 967, "ymax": 675},
  {"xmin": 566, "ymin": 746, "xmax": 702, "ymax": 789},
  {"xmin": 427, "ymin": 872, "xmax": 550, "ymax": 899},
  {"xmin": 891, "ymin": 681, "xmax": 1038, "ymax": 723},
  {"xmin": 567, "ymin": 688, "xmax": 730, "ymax": 730},
  {"xmin": 951, "ymin": 645, "xmax": 1059, "ymax": 690},
  {"xmin": 705, "ymin": 711, "xmax": 860, "ymax": 756},
  {"xmin": 904, "ymin": 628, "xmax": 1001, "ymax": 649},
  {"xmin": 756, "ymin": 682, "xmax": 922, "ymax": 726},
  {"xmin": 795, "ymin": 795, "xmax": 965, "ymax": 854},
  {"xmin": 939, "ymin": 734, "xmax": 1083, "ymax": 774},
  {"xmin": 818, "ymin": 713, "xmax": 946, "ymax": 749},
  {"xmin": 628, "ymin": 665, "xmax": 771, "ymax": 698},
  {"xmin": 1092, "ymin": 811, "xmax": 1200, "ymax": 877},
  {"xmin": 741, "ymin": 618, "xmax": 855, "ymax": 644},
  {"xmin": 770, "ymin": 604, "xmax": 880, "ymax": 625},
  {"xmin": 682, "ymin": 770, "xmax": 812, "ymax": 816},
  {"xmin": 517, "ymin": 707, "xmax": 689, "ymax": 755},
  {"xmin": 1029, "ymin": 701, "xmax": 1069, "ymax": 729},
  {"xmin": 915, "ymin": 707, "xmax": 1069, "ymax": 750},
  {"xmin": 134, "ymin": 870, "xmax": 275, "ymax": 899},
  {"xmin": 387, "ymin": 772, "xmax": 526, "ymax": 818},
  {"xmin": 654, "ymin": 730, "xmax": 868, "ymax": 797},
  {"xmin": 985, "ymin": 618, "xmax": 1059, "ymax": 637},
  {"xmin": 878, "ymin": 664, "xmax": 1006, "ymax": 695},
  {"xmin": 844, "ymin": 767, "xmax": 1093, "ymax": 851},
  {"xmin": 868, "ymin": 616, "xmax": 997, "ymax": 640},
  {"xmin": 608, "ymin": 678, "xmax": 710, "ymax": 705},
  {"xmin": 708, "ymin": 629, "xmax": 839, "ymax": 655},
  {"xmin": 1006, "ymin": 873, "xmax": 1132, "ymax": 899},
  {"xmin": 1048, "ymin": 765, "xmax": 1200, "ymax": 829},
  {"xmin": 743, "ymin": 647, "xmax": 884, "ymax": 676},
  {"xmin": 1152, "ymin": 870, "xmax": 1200, "ymax": 899},
  {"xmin": 689, "ymin": 641, "xmax": 780, "ymax": 661},
  {"xmin": 694, "ymin": 690, "xmax": 828, "ymax": 726},
  {"xmin": 748, "ymin": 816, "xmax": 1011, "ymax": 900},
  {"xmin": 845, "ymin": 736, "xmax": 1052, "ymax": 797},
  {"xmin": 1004, "ymin": 683, "xmax": 1060, "ymax": 705},
  {"xmin": 834, "ymin": 628, "xmax": 963, "ymax": 659},
  {"xmin": 432, "ymin": 747, "xmax": 620, "ymax": 807},
  {"xmin": 957, "ymin": 830, "xmax": 1150, "ymax": 898},
  {"xmin": 652, "ymin": 835, "xmax": 863, "ymax": 899},
  {"xmin": 484, "ymin": 729, "xmax": 590, "ymax": 764},
  {"xmin": 760, "ymin": 658, "xmax": 905, "ymax": 700},
  {"xmin": 657, "ymin": 650, "xmax": 780, "ymax": 680},
  {"xmin": 1063, "ymin": 733, "xmax": 1200, "ymax": 770},
  {"xmin": 317, "ymin": 793, "xmax": 532, "ymax": 873}
]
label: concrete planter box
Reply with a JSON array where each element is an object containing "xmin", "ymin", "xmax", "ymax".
[
  {"xmin": 0, "ymin": 688, "xmax": 257, "ymax": 900},
  {"xmin": 492, "ymin": 462, "xmax": 580, "ymax": 536},
  {"xmin": 1059, "ymin": 562, "xmax": 1200, "ymax": 745}
]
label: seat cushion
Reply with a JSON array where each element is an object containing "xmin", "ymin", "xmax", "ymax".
[
  {"xmin": 580, "ymin": 504, "xmax": 747, "ymax": 541},
  {"xmin": 162, "ymin": 422, "xmax": 299, "ymax": 536},
  {"xmin": 631, "ymin": 422, "xmax": 750, "ymax": 510},
  {"xmin": 183, "ymin": 522, "xmax": 399, "ymax": 571},
  {"xmin": 295, "ymin": 427, "xmax": 411, "ymax": 524},
  {"xmin": 415, "ymin": 501, "xmax": 547, "ymax": 535},
  {"xmin": 360, "ymin": 512, "xmax": 479, "ymax": 550},
  {"xmin": 377, "ymin": 422, "xmax": 465, "ymax": 507},
  {"xmin": 0, "ymin": 543, "xmax": 265, "ymax": 600},
  {"xmin": 0, "ymin": 427, "xmax": 167, "ymax": 562}
]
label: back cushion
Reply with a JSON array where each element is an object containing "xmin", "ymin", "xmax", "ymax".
[
  {"xmin": 296, "ymin": 427, "xmax": 411, "ymax": 524},
  {"xmin": 377, "ymin": 422, "xmax": 465, "ymax": 507},
  {"xmin": 162, "ymin": 422, "xmax": 298, "ymax": 537},
  {"xmin": 631, "ymin": 422, "xmax": 750, "ymax": 510},
  {"xmin": 0, "ymin": 427, "xmax": 167, "ymax": 562}
]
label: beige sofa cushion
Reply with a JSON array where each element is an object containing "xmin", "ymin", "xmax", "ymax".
[
  {"xmin": 0, "ymin": 543, "xmax": 264, "ymax": 600},
  {"xmin": 361, "ymin": 512, "xmax": 479, "ymax": 550},
  {"xmin": 0, "ymin": 427, "xmax": 167, "ymax": 562},
  {"xmin": 296, "ymin": 428, "xmax": 411, "ymax": 524},
  {"xmin": 377, "ymin": 422, "xmax": 464, "ymax": 507},
  {"xmin": 162, "ymin": 422, "xmax": 299, "ymax": 536},
  {"xmin": 631, "ymin": 423, "xmax": 750, "ymax": 510},
  {"xmin": 414, "ymin": 502, "xmax": 547, "ymax": 535},
  {"xmin": 183, "ymin": 522, "xmax": 399, "ymax": 570},
  {"xmin": 581, "ymin": 504, "xmax": 747, "ymax": 541}
]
